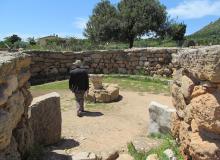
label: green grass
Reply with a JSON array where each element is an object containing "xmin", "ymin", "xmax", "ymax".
[
  {"xmin": 128, "ymin": 134, "xmax": 183, "ymax": 160},
  {"xmin": 30, "ymin": 75, "xmax": 170, "ymax": 95},
  {"xmin": 31, "ymin": 80, "xmax": 69, "ymax": 91},
  {"xmin": 103, "ymin": 75, "xmax": 170, "ymax": 95}
]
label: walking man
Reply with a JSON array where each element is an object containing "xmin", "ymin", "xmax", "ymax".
[{"xmin": 69, "ymin": 60, "xmax": 89, "ymax": 117}]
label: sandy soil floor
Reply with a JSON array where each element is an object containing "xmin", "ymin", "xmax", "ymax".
[{"xmin": 31, "ymin": 90, "xmax": 173, "ymax": 158}]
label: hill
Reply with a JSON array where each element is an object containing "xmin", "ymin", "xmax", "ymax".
[{"xmin": 188, "ymin": 18, "xmax": 220, "ymax": 45}]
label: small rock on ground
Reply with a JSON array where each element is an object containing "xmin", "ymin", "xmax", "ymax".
[
  {"xmin": 132, "ymin": 136, "xmax": 162, "ymax": 153},
  {"xmin": 146, "ymin": 154, "xmax": 159, "ymax": 160},
  {"xmin": 71, "ymin": 152, "xmax": 96, "ymax": 160},
  {"xmin": 163, "ymin": 149, "xmax": 176, "ymax": 160},
  {"xmin": 98, "ymin": 150, "xmax": 119, "ymax": 160},
  {"xmin": 117, "ymin": 154, "xmax": 133, "ymax": 160}
]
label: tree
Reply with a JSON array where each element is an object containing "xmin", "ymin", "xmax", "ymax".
[
  {"xmin": 4, "ymin": 34, "xmax": 21, "ymax": 44},
  {"xmin": 85, "ymin": 0, "xmax": 167, "ymax": 48},
  {"xmin": 84, "ymin": 0, "xmax": 120, "ymax": 43},
  {"xmin": 168, "ymin": 22, "xmax": 186, "ymax": 42},
  {"xmin": 118, "ymin": 0, "xmax": 167, "ymax": 48},
  {"xmin": 27, "ymin": 37, "xmax": 37, "ymax": 45}
]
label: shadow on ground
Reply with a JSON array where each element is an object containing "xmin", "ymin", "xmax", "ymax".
[
  {"xmin": 82, "ymin": 111, "xmax": 104, "ymax": 117},
  {"xmin": 42, "ymin": 139, "xmax": 79, "ymax": 160}
]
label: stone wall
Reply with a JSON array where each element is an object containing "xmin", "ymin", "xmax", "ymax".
[
  {"xmin": 0, "ymin": 52, "xmax": 62, "ymax": 160},
  {"xmin": 171, "ymin": 46, "xmax": 220, "ymax": 160},
  {"xmin": 0, "ymin": 51, "xmax": 33, "ymax": 159},
  {"xmin": 25, "ymin": 48, "xmax": 178, "ymax": 85}
]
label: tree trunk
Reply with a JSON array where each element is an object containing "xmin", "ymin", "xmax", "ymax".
[{"xmin": 129, "ymin": 38, "xmax": 134, "ymax": 48}]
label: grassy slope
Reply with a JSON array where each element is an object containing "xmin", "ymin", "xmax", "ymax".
[{"xmin": 188, "ymin": 18, "xmax": 220, "ymax": 43}]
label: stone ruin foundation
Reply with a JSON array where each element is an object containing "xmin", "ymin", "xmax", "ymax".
[
  {"xmin": 171, "ymin": 46, "xmax": 220, "ymax": 160},
  {"xmin": 86, "ymin": 74, "xmax": 120, "ymax": 103},
  {"xmin": 0, "ymin": 51, "xmax": 61, "ymax": 160}
]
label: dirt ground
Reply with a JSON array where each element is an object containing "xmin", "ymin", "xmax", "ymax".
[{"xmin": 31, "ymin": 90, "xmax": 173, "ymax": 158}]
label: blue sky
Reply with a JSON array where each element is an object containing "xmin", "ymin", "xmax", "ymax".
[{"xmin": 0, "ymin": 0, "xmax": 220, "ymax": 40}]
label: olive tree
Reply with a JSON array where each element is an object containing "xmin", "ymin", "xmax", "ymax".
[
  {"xmin": 85, "ymin": 0, "xmax": 167, "ymax": 48},
  {"xmin": 84, "ymin": 0, "xmax": 120, "ymax": 43},
  {"xmin": 118, "ymin": 0, "xmax": 167, "ymax": 48}
]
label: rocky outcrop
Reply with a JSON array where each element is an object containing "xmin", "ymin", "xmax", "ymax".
[
  {"xmin": 171, "ymin": 46, "xmax": 220, "ymax": 160},
  {"xmin": 25, "ymin": 48, "xmax": 178, "ymax": 85},
  {"xmin": 29, "ymin": 92, "xmax": 62, "ymax": 145},
  {"xmin": 0, "ymin": 52, "xmax": 33, "ymax": 159}
]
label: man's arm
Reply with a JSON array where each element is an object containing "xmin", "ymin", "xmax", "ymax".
[
  {"xmin": 69, "ymin": 74, "xmax": 74, "ymax": 90},
  {"xmin": 85, "ymin": 72, "xmax": 89, "ymax": 91}
]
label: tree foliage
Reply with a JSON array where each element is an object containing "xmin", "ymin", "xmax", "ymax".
[
  {"xmin": 118, "ymin": 0, "xmax": 167, "ymax": 48},
  {"xmin": 168, "ymin": 22, "xmax": 186, "ymax": 42},
  {"xmin": 27, "ymin": 37, "xmax": 37, "ymax": 45},
  {"xmin": 4, "ymin": 34, "xmax": 21, "ymax": 44},
  {"xmin": 84, "ymin": 0, "xmax": 120, "ymax": 43},
  {"xmin": 84, "ymin": 0, "xmax": 167, "ymax": 48}
]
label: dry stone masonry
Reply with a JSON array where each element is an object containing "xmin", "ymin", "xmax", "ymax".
[
  {"xmin": 0, "ymin": 52, "xmax": 62, "ymax": 160},
  {"xmin": 0, "ymin": 51, "xmax": 33, "ymax": 159},
  {"xmin": 86, "ymin": 74, "xmax": 120, "ymax": 103},
  {"xmin": 171, "ymin": 46, "xmax": 220, "ymax": 160},
  {"xmin": 25, "ymin": 48, "xmax": 178, "ymax": 85}
]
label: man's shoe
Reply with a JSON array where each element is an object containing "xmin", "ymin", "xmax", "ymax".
[{"xmin": 77, "ymin": 112, "xmax": 83, "ymax": 117}]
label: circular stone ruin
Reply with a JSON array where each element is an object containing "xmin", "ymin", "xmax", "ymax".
[{"xmin": 86, "ymin": 74, "xmax": 120, "ymax": 103}]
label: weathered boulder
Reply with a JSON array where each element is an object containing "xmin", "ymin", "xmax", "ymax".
[
  {"xmin": 0, "ymin": 52, "xmax": 33, "ymax": 160},
  {"xmin": 176, "ymin": 46, "xmax": 220, "ymax": 83},
  {"xmin": 171, "ymin": 46, "xmax": 220, "ymax": 160},
  {"xmin": 0, "ymin": 137, "xmax": 21, "ymax": 160},
  {"xmin": 29, "ymin": 92, "xmax": 62, "ymax": 145},
  {"xmin": 189, "ymin": 90, "xmax": 220, "ymax": 135},
  {"xmin": 180, "ymin": 75, "xmax": 195, "ymax": 100},
  {"xmin": 0, "ymin": 110, "xmax": 11, "ymax": 150},
  {"xmin": 189, "ymin": 132, "xmax": 220, "ymax": 160},
  {"xmin": 0, "ymin": 91, "xmax": 25, "ymax": 151},
  {"xmin": 148, "ymin": 101, "xmax": 176, "ymax": 134},
  {"xmin": 171, "ymin": 83, "xmax": 186, "ymax": 118}
]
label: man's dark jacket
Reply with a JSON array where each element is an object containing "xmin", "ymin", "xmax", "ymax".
[{"xmin": 69, "ymin": 68, "xmax": 89, "ymax": 92}]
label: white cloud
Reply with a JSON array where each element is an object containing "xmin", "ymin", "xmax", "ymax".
[
  {"xmin": 73, "ymin": 17, "xmax": 88, "ymax": 29},
  {"xmin": 168, "ymin": 0, "xmax": 220, "ymax": 19}
]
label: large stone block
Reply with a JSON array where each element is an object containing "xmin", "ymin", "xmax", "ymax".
[
  {"xmin": 148, "ymin": 101, "xmax": 176, "ymax": 134},
  {"xmin": 0, "ymin": 91, "xmax": 27, "ymax": 151},
  {"xmin": 0, "ymin": 110, "xmax": 11, "ymax": 150},
  {"xmin": 177, "ymin": 46, "xmax": 220, "ymax": 83},
  {"xmin": 0, "ymin": 136, "xmax": 21, "ymax": 160},
  {"xmin": 30, "ymin": 92, "xmax": 62, "ymax": 145},
  {"xmin": 189, "ymin": 90, "xmax": 220, "ymax": 135}
]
